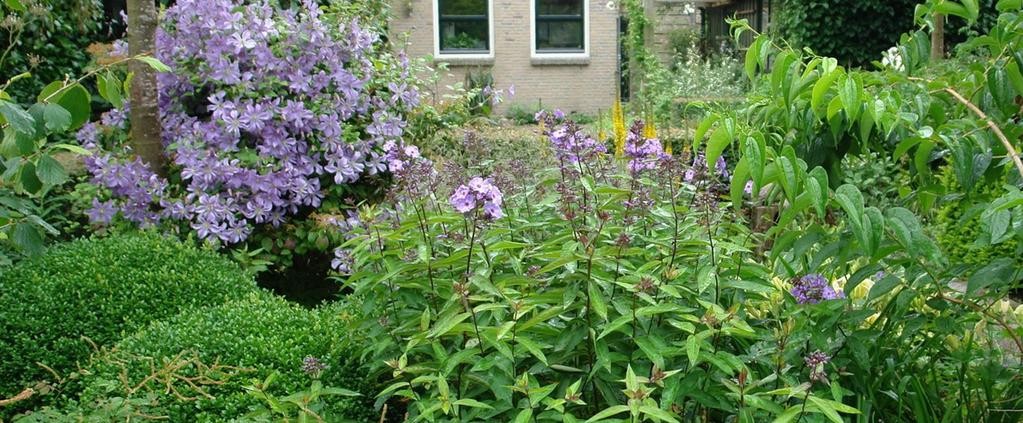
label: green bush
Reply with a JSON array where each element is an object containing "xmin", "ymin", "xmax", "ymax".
[
  {"xmin": 0, "ymin": 233, "xmax": 258, "ymax": 399},
  {"xmin": 71, "ymin": 294, "xmax": 376, "ymax": 422}
]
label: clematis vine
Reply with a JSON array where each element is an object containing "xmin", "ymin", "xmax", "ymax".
[{"xmin": 81, "ymin": 0, "xmax": 419, "ymax": 246}]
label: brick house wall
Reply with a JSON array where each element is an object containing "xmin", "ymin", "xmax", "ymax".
[{"xmin": 389, "ymin": 0, "xmax": 620, "ymax": 115}]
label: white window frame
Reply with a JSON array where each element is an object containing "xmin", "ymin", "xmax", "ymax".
[
  {"xmin": 530, "ymin": 0, "xmax": 590, "ymax": 59},
  {"xmin": 433, "ymin": 0, "xmax": 495, "ymax": 60}
]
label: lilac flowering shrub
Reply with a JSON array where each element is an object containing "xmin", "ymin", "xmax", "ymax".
[{"xmin": 81, "ymin": 0, "xmax": 421, "ymax": 266}]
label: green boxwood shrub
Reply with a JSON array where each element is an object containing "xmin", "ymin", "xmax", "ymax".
[
  {"xmin": 72, "ymin": 294, "xmax": 376, "ymax": 422},
  {"xmin": 0, "ymin": 233, "xmax": 258, "ymax": 398}
]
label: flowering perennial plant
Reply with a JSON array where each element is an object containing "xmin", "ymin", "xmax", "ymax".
[
  {"xmin": 82, "ymin": 0, "xmax": 419, "ymax": 253},
  {"xmin": 790, "ymin": 273, "xmax": 844, "ymax": 304},
  {"xmin": 449, "ymin": 177, "xmax": 504, "ymax": 220}
]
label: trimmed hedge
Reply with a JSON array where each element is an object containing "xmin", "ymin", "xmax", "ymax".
[
  {"xmin": 73, "ymin": 294, "xmax": 376, "ymax": 422},
  {"xmin": 0, "ymin": 233, "xmax": 258, "ymax": 398}
]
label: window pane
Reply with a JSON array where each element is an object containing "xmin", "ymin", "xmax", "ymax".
[
  {"xmin": 537, "ymin": 20, "xmax": 583, "ymax": 50},
  {"xmin": 440, "ymin": 0, "xmax": 487, "ymax": 16},
  {"xmin": 538, "ymin": 0, "xmax": 582, "ymax": 16},
  {"xmin": 440, "ymin": 20, "xmax": 489, "ymax": 51}
]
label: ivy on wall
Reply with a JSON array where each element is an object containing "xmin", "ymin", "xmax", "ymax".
[{"xmin": 773, "ymin": 0, "xmax": 921, "ymax": 67}]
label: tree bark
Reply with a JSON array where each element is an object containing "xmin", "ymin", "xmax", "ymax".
[
  {"xmin": 127, "ymin": 0, "xmax": 165, "ymax": 174},
  {"xmin": 931, "ymin": 13, "xmax": 945, "ymax": 61}
]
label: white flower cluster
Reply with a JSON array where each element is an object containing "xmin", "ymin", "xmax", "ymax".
[{"xmin": 881, "ymin": 46, "xmax": 904, "ymax": 71}]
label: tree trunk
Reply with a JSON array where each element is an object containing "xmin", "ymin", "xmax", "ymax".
[
  {"xmin": 931, "ymin": 13, "xmax": 945, "ymax": 61},
  {"xmin": 127, "ymin": 0, "xmax": 165, "ymax": 174}
]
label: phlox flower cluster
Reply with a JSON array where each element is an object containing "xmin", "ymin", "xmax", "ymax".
[
  {"xmin": 82, "ymin": 0, "xmax": 418, "ymax": 245},
  {"xmin": 790, "ymin": 274, "xmax": 844, "ymax": 304},
  {"xmin": 536, "ymin": 110, "xmax": 606, "ymax": 165},
  {"xmin": 449, "ymin": 177, "xmax": 504, "ymax": 220},
  {"xmin": 803, "ymin": 350, "xmax": 831, "ymax": 382},
  {"xmin": 623, "ymin": 120, "xmax": 668, "ymax": 175}
]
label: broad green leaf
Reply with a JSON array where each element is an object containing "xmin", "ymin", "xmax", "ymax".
[
  {"xmin": 12, "ymin": 221, "xmax": 43, "ymax": 256},
  {"xmin": 42, "ymin": 103, "xmax": 71, "ymax": 132},
  {"xmin": 35, "ymin": 155, "xmax": 67, "ymax": 186},
  {"xmin": 136, "ymin": 56, "xmax": 173, "ymax": 73},
  {"xmin": 0, "ymin": 100, "xmax": 35, "ymax": 135},
  {"xmin": 812, "ymin": 67, "xmax": 842, "ymax": 115},
  {"xmin": 693, "ymin": 114, "xmax": 719, "ymax": 151},
  {"xmin": 967, "ymin": 258, "xmax": 1016, "ymax": 296},
  {"xmin": 706, "ymin": 126, "xmax": 731, "ymax": 171}
]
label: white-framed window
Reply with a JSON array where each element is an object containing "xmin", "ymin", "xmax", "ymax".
[
  {"xmin": 530, "ymin": 0, "xmax": 589, "ymax": 58},
  {"xmin": 433, "ymin": 0, "xmax": 494, "ymax": 59}
]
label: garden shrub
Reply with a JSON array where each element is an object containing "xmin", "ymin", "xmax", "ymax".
[
  {"xmin": 0, "ymin": 233, "xmax": 257, "ymax": 404},
  {"xmin": 71, "ymin": 293, "xmax": 375, "ymax": 422}
]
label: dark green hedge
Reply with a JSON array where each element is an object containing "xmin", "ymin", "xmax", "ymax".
[
  {"xmin": 773, "ymin": 0, "xmax": 920, "ymax": 67},
  {"xmin": 72, "ymin": 294, "xmax": 376, "ymax": 422},
  {"xmin": 774, "ymin": 0, "xmax": 1003, "ymax": 68},
  {"xmin": 0, "ymin": 233, "xmax": 258, "ymax": 399}
]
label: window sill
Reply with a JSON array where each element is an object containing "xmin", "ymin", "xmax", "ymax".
[
  {"xmin": 434, "ymin": 56, "xmax": 495, "ymax": 67},
  {"xmin": 530, "ymin": 55, "xmax": 590, "ymax": 66}
]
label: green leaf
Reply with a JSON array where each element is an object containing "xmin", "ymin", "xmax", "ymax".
[
  {"xmin": 588, "ymin": 280, "xmax": 607, "ymax": 321},
  {"xmin": 453, "ymin": 399, "xmax": 493, "ymax": 409},
  {"xmin": 19, "ymin": 161, "xmax": 41, "ymax": 194},
  {"xmin": 99, "ymin": 72, "xmax": 124, "ymax": 109},
  {"xmin": 42, "ymin": 103, "xmax": 71, "ymax": 132},
  {"xmin": 12, "ymin": 221, "xmax": 43, "ymax": 256},
  {"xmin": 428, "ymin": 312, "xmax": 470, "ymax": 338},
  {"xmin": 4, "ymin": 0, "xmax": 26, "ymax": 12},
  {"xmin": 517, "ymin": 336, "xmax": 548, "ymax": 366},
  {"xmin": 0, "ymin": 100, "xmax": 35, "ymax": 136},
  {"xmin": 640, "ymin": 405, "xmax": 680, "ymax": 423},
  {"xmin": 772, "ymin": 405, "xmax": 803, "ymax": 423},
  {"xmin": 967, "ymin": 258, "xmax": 1016, "ymax": 296},
  {"xmin": 745, "ymin": 36, "xmax": 765, "ymax": 80},
  {"xmin": 996, "ymin": 0, "xmax": 1022, "ymax": 11},
  {"xmin": 586, "ymin": 405, "xmax": 630, "ymax": 422},
  {"xmin": 693, "ymin": 114, "xmax": 719, "ymax": 151},
  {"xmin": 514, "ymin": 408, "xmax": 533, "ymax": 423},
  {"xmin": 807, "ymin": 396, "xmax": 843, "ymax": 423},
  {"xmin": 35, "ymin": 155, "xmax": 68, "ymax": 186},
  {"xmin": 136, "ymin": 56, "xmax": 172, "ymax": 73},
  {"xmin": 812, "ymin": 67, "xmax": 842, "ymax": 115},
  {"xmin": 706, "ymin": 126, "xmax": 731, "ymax": 174}
]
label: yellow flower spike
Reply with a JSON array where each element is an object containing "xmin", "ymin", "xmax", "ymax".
[
  {"xmin": 1014, "ymin": 304, "xmax": 1023, "ymax": 322},
  {"xmin": 612, "ymin": 97, "xmax": 626, "ymax": 157}
]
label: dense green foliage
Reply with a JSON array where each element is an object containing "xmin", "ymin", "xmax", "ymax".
[
  {"xmin": 67, "ymin": 294, "xmax": 375, "ymax": 422},
  {"xmin": 0, "ymin": 233, "xmax": 258, "ymax": 400},
  {"xmin": 774, "ymin": 0, "xmax": 921, "ymax": 67},
  {"xmin": 0, "ymin": 0, "xmax": 108, "ymax": 104}
]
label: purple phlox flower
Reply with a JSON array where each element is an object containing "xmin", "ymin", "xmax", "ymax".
[
  {"xmin": 790, "ymin": 274, "xmax": 844, "ymax": 305},
  {"xmin": 804, "ymin": 350, "xmax": 831, "ymax": 382},
  {"xmin": 449, "ymin": 177, "xmax": 504, "ymax": 220},
  {"xmin": 623, "ymin": 120, "xmax": 665, "ymax": 175},
  {"xmin": 301, "ymin": 356, "xmax": 329, "ymax": 377}
]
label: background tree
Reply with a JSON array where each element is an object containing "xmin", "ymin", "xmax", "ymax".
[{"xmin": 126, "ymin": 0, "xmax": 163, "ymax": 173}]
